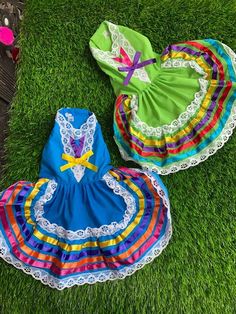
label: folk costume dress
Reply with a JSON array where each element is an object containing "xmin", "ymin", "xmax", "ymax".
[
  {"xmin": 0, "ymin": 108, "xmax": 171, "ymax": 290},
  {"xmin": 90, "ymin": 21, "xmax": 236, "ymax": 175}
]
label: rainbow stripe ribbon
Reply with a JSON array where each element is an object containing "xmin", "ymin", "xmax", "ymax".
[
  {"xmin": 60, "ymin": 151, "xmax": 98, "ymax": 172},
  {"xmin": 114, "ymin": 48, "xmax": 156, "ymax": 85}
]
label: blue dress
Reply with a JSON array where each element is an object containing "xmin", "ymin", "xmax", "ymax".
[{"xmin": 0, "ymin": 108, "xmax": 171, "ymax": 289}]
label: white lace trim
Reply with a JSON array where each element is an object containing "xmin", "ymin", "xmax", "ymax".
[
  {"xmin": 90, "ymin": 21, "xmax": 151, "ymax": 83},
  {"xmin": 0, "ymin": 167, "xmax": 171, "ymax": 290},
  {"xmin": 0, "ymin": 222, "xmax": 172, "ymax": 290},
  {"xmin": 222, "ymin": 42, "xmax": 236, "ymax": 75},
  {"xmin": 139, "ymin": 169, "xmax": 170, "ymax": 210},
  {"xmin": 33, "ymin": 174, "xmax": 137, "ymax": 240},
  {"xmin": 130, "ymin": 42, "xmax": 236, "ymax": 137},
  {"xmin": 125, "ymin": 167, "xmax": 170, "ymax": 209},
  {"xmin": 56, "ymin": 111, "xmax": 97, "ymax": 182},
  {"xmin": 117, "ymin": 103, "xmax": 236, "ymax": 175},
  {"xmin": 129, "ymin": 59, "xmax": 208, "ymax": 136}
]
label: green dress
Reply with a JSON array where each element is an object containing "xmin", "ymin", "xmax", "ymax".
[{"xmin": 90, "ymin": 21, "xmax": 236, "ymax": 175}]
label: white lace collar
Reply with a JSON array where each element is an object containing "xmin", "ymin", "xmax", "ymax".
[
  {"xmin": 56, "ymin": 110, "xmax": 97, "ymax": 182},
  {"xmin": 90, "ymin": 21, "xmax": 151, "ymax": 83}
]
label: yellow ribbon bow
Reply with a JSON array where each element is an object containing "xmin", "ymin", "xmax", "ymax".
[{"xmin": 60, "ymin": 150, "xmax": 98, "ymax": 172}]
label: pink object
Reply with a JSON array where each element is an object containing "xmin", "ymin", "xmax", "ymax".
[
  {"xmin": 113, "ymin": 47, "xmax": 133, "ymax": 66},
  {"xmin": 0, "ymin": 26, "xmax": 14, "ymax": 45}
]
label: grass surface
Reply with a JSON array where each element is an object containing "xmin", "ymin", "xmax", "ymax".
[{"xmin": 0, "ymin": 0, "xmax": 236, "ymax": 313}]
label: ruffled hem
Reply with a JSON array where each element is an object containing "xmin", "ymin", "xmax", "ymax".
[
  {"xmin": 115, "ymin": 103, "xmax": 236, "ymax": 175},
  {"xmin": 113, "ymin": 39, "xmax": 236, "ymax": 174},
  {"xmin": 0, "ymin": 168, "xmax": 171, "ymax": 289},
  {"xmin": 0, "ymin": 225, "xmax": 172, "ymax": 290}
]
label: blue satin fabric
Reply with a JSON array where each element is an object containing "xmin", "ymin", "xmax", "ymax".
[
  {"xmin": 0, "ymin": 108, "xmax": 172, "ymax": 288},
  {"xmin": 39, "ymin": 108, "xmax": 112, "ymax": 183},
  {"xmin": 38, "ymin": 108, "xmax": 133, "ymax": 230}
]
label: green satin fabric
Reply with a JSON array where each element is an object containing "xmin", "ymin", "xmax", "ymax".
[{"xmin": 90, "ymin": 21, "xmax": 201, "ymax": 126}]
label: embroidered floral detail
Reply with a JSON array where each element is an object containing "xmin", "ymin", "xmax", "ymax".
[
  {"xmin": 33, "ymin": 174, "xmax": 137, "ymax": 240},
  {"xmin": 90, "ymin": 21, "xmax": 151, "ymax": 83},
  {"xmin": 56, "ymin": 111, "xmax": 97, "ymax": 182}
]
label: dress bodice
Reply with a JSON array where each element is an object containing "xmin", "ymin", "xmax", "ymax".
[
  {"xmin": 39, "ymin": 108, "xmax": 112, "ymax": 183},
  {"xmin": 89, "ymin": 20, "xmax": 160, "ymax": 96}
]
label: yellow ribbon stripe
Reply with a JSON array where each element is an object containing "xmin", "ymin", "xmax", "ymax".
[
  {"xmin": 24, "ymin": 179, "xmax": 49, "ymax": 225},
  {"xmin": 60, "ymin": 151, "xmax": 98, "ymax": 172},
  {"xmin": 32, "ymin": 178, "xmax": 145, "ymax": 250}
]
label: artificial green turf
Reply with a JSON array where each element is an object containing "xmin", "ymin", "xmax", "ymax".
[{"xmin": 0, "ymin": 0, "xmax": 236, "ymax": 313}]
